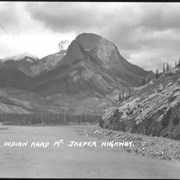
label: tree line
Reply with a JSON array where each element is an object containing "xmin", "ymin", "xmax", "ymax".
[
  {"xmin": 118, "ymin": 58, "xmax": 180, "ymax": 103},
  {"xmin": 118, "ymin": 90, "xmax": 131, "ymax": 102},
  {"xmin": 155, "ymin": 58, "xmax": 180, "ymax": 79},
  {"xmin": 0, "ymin": 113, "xmax": 101, "ymax": 126}
]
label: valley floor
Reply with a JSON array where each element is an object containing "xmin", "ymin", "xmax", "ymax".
[{"xmin": 0, "ymin": 125, "xmax": 180, "ymax": 178}]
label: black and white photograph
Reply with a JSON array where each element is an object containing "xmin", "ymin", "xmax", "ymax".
[{"xmin": 0, "ymin": 1, "xmax": 180, "ymax": 178}]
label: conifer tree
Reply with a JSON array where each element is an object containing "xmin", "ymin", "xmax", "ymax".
[
  {"xmin": 166, "ymin": 63, "xmax": 170, "ymax": 72},
  {"xmin": 163, "ymin": 62, "xmax": 166, "ymax": 73},
  {"xmin": 119, "ymin": 93, "xmax": 121, "ymax": 101},
  {"xmin": 142, "ymin": 76, "xmax": 146, "ymax": 85},
  {"xmin": 175, "ymin": 62, "xmax": 177, "ymax": 67},
  {"xmin": 178, "ymin": 58, "xmax": 180, "ymax": 66},
  {"xmin": 122, "ymin": 88, "xmax": 124, "ymax": 101},
  {"xmin": 155, "ymin": 68, "xmax": 159, "ymax": 79}
]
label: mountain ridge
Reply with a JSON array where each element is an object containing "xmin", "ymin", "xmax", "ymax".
[
  {"xmin": 2, "ymin": 52, "xmax": 39, "ymax": 62},
  {"xmin": 0, "ymin": 32, "xmax": 155, "ymax": 114}
]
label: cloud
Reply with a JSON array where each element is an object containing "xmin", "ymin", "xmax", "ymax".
[
  {"xmin": 0, "ymin": 31, "xmax": 75, "ymax": 58},
  {"xmin": 26, "ymin": 2, "xmax": 111, "ymax": 33},
  {"xmin": 101, "ymin": 3, "xmax": 180, "ymax": 71},
  {"xmin": 140, "ymin": 3, "xmax": 180, "ymax": 31},
  {"xmin": 0, "ymin": 2, "xmax": 47, "ymax": 35},
  {"xmin": 1, "ymin": 2, "xmax": 180, "ymax": 72},
  {"xmin": 0, "ymin": 54, "xmax": 4, "ymax": 59},
  {"xmin": 0, "ymin": 2, "xmax": 20, "ymax": 34}
]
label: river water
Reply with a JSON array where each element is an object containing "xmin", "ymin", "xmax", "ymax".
[{"xmin": 0, "ymin": 125, "xmax": 179, "ymax": 178}]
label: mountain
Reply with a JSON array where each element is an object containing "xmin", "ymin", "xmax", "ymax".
[
  {"xmin": 2, "ymin": 50, "xmax": 67, "ymax": 77},
  {"xmin": 3, "ymin": 52, "xmax": 39, "ymax": 61},
  {"xmin": 100, "ymin": 65, "xmax": 180, "ymax": 140},
  {"xmin": 0, "ymin": 33, "xmax": 155, "ymax": 115},
  {"xmin": 26, "ymin": 33, "xmax": 154, "ymax": 114},
  {"xmin": 2, "ymin": 52, "xmax": 39, "ymax": 76},
  {"xmin": 31, "ymin": 33, "xmax": 154, "ymax": 96}
]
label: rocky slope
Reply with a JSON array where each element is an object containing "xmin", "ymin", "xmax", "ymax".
[
  {"xmin": 29, "ymin": 50, "xmax": 67, "ymax": 76},
  {"xmin": 99, "ymin": 66, "xmax": 180, "ymax": 140},
  {"xmin": 0, "ymin": 65, "xmax": 32, "ymax": 90}
]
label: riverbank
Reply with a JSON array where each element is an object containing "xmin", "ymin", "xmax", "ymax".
[{"xmin": 84, "ymin": 125, "xmax": 180, "ymax": 162}]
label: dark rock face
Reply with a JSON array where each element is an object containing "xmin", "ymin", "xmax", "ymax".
[{"xmin": 100, "ymin": 67, "xmax": 180, "ymax": 140}]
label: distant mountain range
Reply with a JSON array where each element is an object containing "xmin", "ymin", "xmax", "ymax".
[
  {"xmin": 1, "ymin": 50, "xmax": 67, "ymax": 77},
  {"xmin": 3, "ymin": 52, "xmax": 39, "ymax": 61},
  {"xmin": 0, "ymin": 33, "xmax": 154, "ymax": 114}
]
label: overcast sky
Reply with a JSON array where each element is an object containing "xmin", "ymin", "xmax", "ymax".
[{"xmin": 0, "ymin": 2, "xmax": 180, "ymax": 72}]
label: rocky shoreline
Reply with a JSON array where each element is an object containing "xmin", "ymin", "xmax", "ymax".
[{"xmin": 85, "ymin": 125, "xmax": 180, "ymax": 162}]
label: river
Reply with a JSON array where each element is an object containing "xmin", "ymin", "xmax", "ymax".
[{"xmin": 0, "ymin": 125, "xmax": 179, "ymax": 178}]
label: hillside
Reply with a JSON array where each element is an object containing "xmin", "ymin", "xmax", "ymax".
[
  {"xmin": 100, "ymin": 65, "xmax": 180, "ymax": 140},
  {"xmin": 0, "ymin": 65, "xmax": 32, "ymax": 90},
  {"xmin": 0, "ymin": 88, "xmax": 60, "ymax": 114}
]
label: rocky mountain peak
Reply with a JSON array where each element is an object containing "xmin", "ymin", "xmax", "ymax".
[
  {"xmin": 75, "ymin": 33, "xmax": 106, "ymax": 49},
  {"xmin": 60, "ymin": 33, "xmax": 128, "ymax": 73},
  {"xmin": 3, "ymin": 52, "xmax": 39, "ymax": 62},
  {"xmin": 75, "ymin": 33, "xmax": 120, "ymax": 64}
]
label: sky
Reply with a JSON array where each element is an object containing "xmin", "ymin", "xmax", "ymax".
[{"xmin": 0, "ymin": 2, "xmax": 180, "ymax": 72}]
